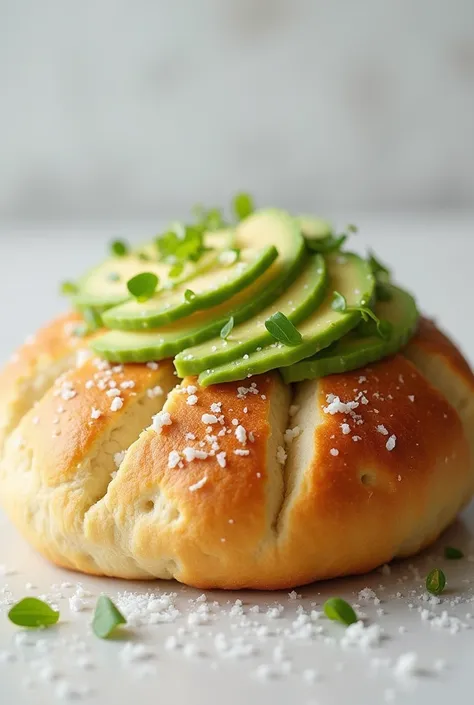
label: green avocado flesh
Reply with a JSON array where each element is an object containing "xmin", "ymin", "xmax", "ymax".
[
  {"xmin": 280, "ymin": 285, "xmax": 419, "ymax": 383},
  {"xmin": 197, "ymin": 252, "xmax": 375, "ymax": 387},
  {"xmin": 73, "ymin": 229, "xmax": 231, "ymax": 312},
  {"xmin": 90, "ymin": 210, "xmax": 306, "ymax": 362},
  {"xmin": 102, "ymin": 245, "xmax": 278, "ymax": 330},
  {"xmin": 82, "ymin": 204, "xmax": 421, "ymax": 385},
  {"xmin": 174, "ymin": 254, "xmax": 327, "ymax": 377}
]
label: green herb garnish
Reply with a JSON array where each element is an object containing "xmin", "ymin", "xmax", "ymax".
[
  {"xmin": 265, "ymin": 312, "xmax": 303, "ymax": 346},
  {"xmin": 8, "ymin": 598, "xmax": 59, "ymax": 628},
  {"xmin": 60, "ymin": 281, "xmax": 78, "ymax": 296},
  {"xmin": 168, "ymin": 262, "xmax": 184, "ymax": 279},
  {"xmin": 82, "ymin": 307, "xmax": 102, "ymax": 332},
  {"xmin": 233, "ymin": 192, "xmax": 254, "ymax": 221},
  {"xmin": 369, "ymin": 251, "xmax": 390, "ymax": 278},
  {"xmin": 331, "ymin": 291, "xmax": 392, "ymax": 340},
  {"xmin": 193, "ymin": 205, "xmax": 227, "ymax": 231},
  {"xmin": 110, "ymin": 240, "xmax": 128, "ymax": 257},
  {"xmin": 323, "ymin": 598, "xmax": 358, "ymax": 626},
  {"xmin": 220, "ymin": 316, "xmax": 235, "ymax": 340},
  {"xmin": 444, "ymin": 546, "xmax": 464, "ymax": 560},
  {"xmin": 155, "ymin": 225, "xmax": 205, "ymax": 264},
  {"xmin": 138, "ymin": 252, "xmax": 151, "ymax": 262},
  {"xmin": 184, "ymin": 289, "xmax": 196, "ymax": 303},
  {"xmin": 92, "ymin": 596, "xmax": 126, "ymax": 639},
  {"xmin": 426, "ymin": 568, "xmax": 446, "ymax": 595},
  {"xmin": 127, "ymin": 272, "xmax": 159, "ymax": 302}
]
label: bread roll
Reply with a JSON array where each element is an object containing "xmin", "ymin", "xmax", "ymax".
[{"xmin": 0, "ymin": 316, "xmax": 472, "ymax": 589}]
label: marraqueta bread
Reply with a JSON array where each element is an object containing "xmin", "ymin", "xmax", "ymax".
[{"xmin": 0, "ymin": 314, "xmax": 472, "ymax": 589}]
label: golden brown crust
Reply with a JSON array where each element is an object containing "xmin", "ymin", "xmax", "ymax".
[
  {"xmin": 0, "ymin": 314, "xmax": 473, "ymax": 589},
  {"xmin": 0, "ymin": 312, "xmax": 86, "ymax": 448}
]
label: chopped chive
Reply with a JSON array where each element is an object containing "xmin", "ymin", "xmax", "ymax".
[
  {"xmin": 233, "ymin": 192, "xmax": 254, "ymax": 221},
  {"xmin": 110, "ymin": 240, "xmax": 128, "ymax": 257},
  {"xmin": 265, "ymin": 312, "xmax": 303, "ymax": 346},
  {"xmin": 426, "ymin": 568, "xmax": 446, "ymax": 595},
  {"xmin": 127, "ymin": 272, "xmax": 159, "ymax": 302},
  {"xmin": 92, "ymin": 596, "xmax": 126, "ymax": 639},
  {"xmin": 184, "ymin": 289, "xmax": 196, "ymax": 303},
  {"xmin": 60, "ymin": 281, "xmax": 78, "ymax": 296},
  {"xmin": 444, "ymin": 546, "xmax": 464, "ymax": 560},
  {"xmin": 323, "ymin": 597, "xmax": 357, "ymax": 626},
  {"xmin": 8, "ymin": 598, "xmax": 59, "ymax": 628},
  {"xmin": 220, "ymin": 316, "xmax": 235, "ymax": 340}
]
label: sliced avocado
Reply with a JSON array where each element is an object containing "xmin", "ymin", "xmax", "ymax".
[
  {"xmin": 72, "ymin": 229, "xmax": 231, "ymax": 313},
  {"xmin": 281, "ymin": 285, "xmax": 419, "ymax": 383},
  {"xmin": 297, "ymin": 215, "xmax": 333, "ymax": 240},
  {"xmin": 102, "ymin": 245, "xmax": 278, "ymax": 330},
  {"xmin": 174, "ymin": 254, "xmax": 327, "ymax": 377},
  {"xmin": 90, "ymin": 210, "xmax": 306, "ymax": 362},
  {"xmin": 197, "ymin": 252, "xmax": 375, "ymax": 387}
]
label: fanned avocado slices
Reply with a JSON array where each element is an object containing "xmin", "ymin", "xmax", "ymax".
[
  {"xmin": 72, "ymin": 229, "xmax": 232, "ymax": 313},
  {"xmin": 174, "ymin": 254, "xmax": 327, "ymax": 377},
  {"xmin": 90, "ymin": 210, "xmax": 306, "ymax": 362},
  {"xmin": 280, "ymin": 285, "xmax": 419, "ymax": 383},
  {"xmin": 197, "ymin": 252, "xmax": 375, "ymax": 387}
]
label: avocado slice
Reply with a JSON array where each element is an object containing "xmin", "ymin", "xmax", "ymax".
[
  {"xmin": 280, "ymin": 284, "xmax": 419, "ymax": 383},
  {"xmin": 174, "ymin": 254, "xmax": 327, "ymax": 377},
  {"xmin": 90, "ymin": 210, "xmax": 306, "ymax": 362},
  {"xmin": 72, "ymin": 229, "xmax": 233, "ymax": 313},
  {"xmin": 102, "ymin": 244, "xmax": 278, "ymax": 330},
  {"xmin": 197, "ymin": 252, "xmax": 375, "ymax": 387}
]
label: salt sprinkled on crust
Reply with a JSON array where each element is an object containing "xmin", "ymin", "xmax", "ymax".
[
  {"xmin": 90, "ymin": 407, "xmax": 101, "ymax": 420},
  {"xmin": 168, "ymin": 451, "xmax": 181, "ymax": 469},
  {"xmin": 377, "ymin": 424, "xmax": 389, "ymax": 435},
  {"xmin": 216, "ymin": 452, "xmax": 227, "ymax": 468},
  {"xmin": 150, "ymin": 411, "xmax": 172, "ymax": 433},
  {"xmin": 187, "ymin": 395, "xmax": 198, "ymax": 406},
  {"xmin": 189, "ymin": 476, "xmax": 208, "ymax": 492},
  {"xmin": 329, "ymin": 448, "xmax": 339, "ymax": 456},
  {"xmin": 202, "ymin": 414, "xmax": 218, "ymax": 425},
  {"xmin": 235, "ymin": 425, "xmax": 247, "ymax": 444},
  {"xmin": 386, "ymin": 435, "xmax": 397, "ymax": 451},
  {"xmin": 323, "ymin": 395, "xmax": 360, "ymax": 415},
  {"xmin": 110, "ymin": 397, "xmax": 124, "ymax": 412},
  {"xmin": 276, "ymin": 446, "xmax": 287, "ymax": 464}
]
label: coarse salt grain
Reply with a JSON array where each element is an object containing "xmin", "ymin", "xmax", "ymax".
[
  {"xmin": 235, "ymin": 425, "xmax": 247, "ymax": 444},
  {"xmin": 106, "ymin": 388, "xmax": 121, "ymax": 397},
  {"xmin": 186, "ymin": 395, "xmax": 198, "ymax": 406},
  {"xmin": 330, "ymin": 448, "xmax": 339, "ymax": 456},
  {"xmin": 216, "ymin": 452, "xmax": 226, "ymax": 468},
  {"xmin": 150, "ymin": 411, "xmax": 172, "ymax": 433},
  {"xmin": 377, "ymin": 424, "xmax": 389, "ymax": 435},
  {"xmin": 110, "ymin": 397, "xmax": 123, "ymax": 412},
  {"xmin": 90, "ymin": 407, "xmax": 101, "ymax": 420},
  {"xmin": 168, "ymin": 451, "xmax": 181, "ymax": 469},
  {"xmin": 276, "ymin": 446, "xmax": 287, "ymax": 464},
  {"xmin": 189, "ymin": 476, "xmax": 208, "ymax": 492},
  {"xmin": 386, "ymin": 435, "xmax": 397, "ymax": 451},
  {"xmin": 202, "ymin": 413, "xmax": 218, "ymax": 425}
]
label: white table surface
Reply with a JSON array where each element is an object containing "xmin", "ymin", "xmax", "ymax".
[{"xmin": 0, "ymin": 216, "xmax": 473, "ymax": 705}]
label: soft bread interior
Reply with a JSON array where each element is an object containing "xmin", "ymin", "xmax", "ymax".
[
  {"xmin": 275, "ymin": 378, "xmax": 320, "ymax": 537},
  {"xmin": 265, "ymin": 376, "xmax": 292, "ymax": 532}
]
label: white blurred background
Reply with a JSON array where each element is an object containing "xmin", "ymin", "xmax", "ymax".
[{"xmin": 1, "ymin": 0, "xmax": 473, "ymax": 222}]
